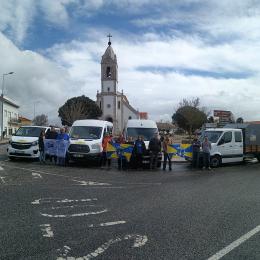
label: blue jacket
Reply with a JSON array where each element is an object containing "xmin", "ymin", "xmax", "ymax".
[{"xmin": 57, "ymin": 133, "xmax": 70, "ymax": 141}]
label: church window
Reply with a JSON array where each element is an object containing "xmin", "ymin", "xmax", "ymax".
[
  {"xmin": 118, "ymin": 101, "xmax": 121, "ymax": 109},
  {"xmin": 106, "ymin": 67, "xmax": 111, "ymax": 78},
  {"xmin": 107, "ymin": 104, "xmax": 111, "ymax": 108},
  {"xmin": 108, "ymin": 87, "xmax": 110, "ymax": 92},
  {"xmin": 100, "ymin": 101, "xmax": 101, "ymax": 108},
  {"xmin": 129, "ymin": 116, "xmax": 132, "ymax": 120}
]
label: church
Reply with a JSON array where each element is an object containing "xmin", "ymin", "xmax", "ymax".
[{"xmin": 96, "ymin": 36, "xmax": 139, "ymax": 134}]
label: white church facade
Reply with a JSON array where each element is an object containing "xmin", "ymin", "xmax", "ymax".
[{"xmin": 96, "ymin": 37, "xmax": 139, "ymax": 134}]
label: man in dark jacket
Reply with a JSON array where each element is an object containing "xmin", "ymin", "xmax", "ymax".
[
  {"xmin": 45, "ymin": 126, "xmax": 58, "ymax": 163},
  {"xmin": 192, "ymin": 135, "xmax": 201, "ymax": 168},
  {"xmin": 133, "ymin": 136, "xmax": 146, "ymax": 169},
  {"xmin": 149, "ymin": 133, "xmax": 161, "ymax": 169}
]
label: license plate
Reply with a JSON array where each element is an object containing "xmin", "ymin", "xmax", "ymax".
[
  {"xmin": 15, "ymin": 150, "xmax": 25, "ymax": 154},
  {"xmin": 73, "ymin": 154, "xmax": 84, "ymax": 158}
]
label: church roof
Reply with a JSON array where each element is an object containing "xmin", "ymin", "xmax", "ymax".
[{"xmin": 102, "ymin": 45, "xmax": 117, "ymax": 62}]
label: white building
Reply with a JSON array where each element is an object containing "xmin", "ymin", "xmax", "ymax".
[
  {"xmin": 96, "ymin": 38, "xmax": 139, "ymax": 134},
  {"xmin": 1, "ymin": 96, "xmax": 20, "ymax": 137}
]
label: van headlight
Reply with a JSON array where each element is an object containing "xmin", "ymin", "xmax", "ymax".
[
  {"xmin": 91, "ymin": 144, "xmax": 101, "ymax": 151},
  {"xmin": 32, "ymin": 141, "xmax": 38, "ymax": 146}
]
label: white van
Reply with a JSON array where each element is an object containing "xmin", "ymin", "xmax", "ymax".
[
  {"xmin": 7, "ymin": 126, "xmax": 50, "ymax": 159},
  {"xmin": 125, "ymin": 119, "xmax": 159, "ymax": 148},
  {"xmin": 68, "ymin": 119, "xmax": 113, "ymax": 161},
  {"xmin": 125, "ymin": 119, "xmax": 161, "ymax": 167},
  {"xmin": 202, "ymin": 128, "xmax": 244, "ymax": 167}
]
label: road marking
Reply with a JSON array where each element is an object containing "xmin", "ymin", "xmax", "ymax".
[
  {"xmin": 56, "ymin": 234, "xmax": 148, "ymax": 260},
  {"xmin": 40, "ymin": 209, "xmax": 108, "ymax": 218},
  {"xmin": 57, "ymin": 245, "xmax": 71, "ymax": 257},
  {"xmin": 47, "ymin": 204, "xmax": 99, "ymax": 210},
  {"xmin": 0, "ymin": 166, "xmax": 4, "ymax": 170},
  {"xmin": 72, "ymin": 179, "xmax": 111, "ymax": 186},
  {"xmin": 207, "ymin": 225, "xmax": 260, "ymax": 260},
  {"xmin": 32, "ymin": 172, "xmax": 42, "ymax": 179},
  {"xmin": 88, "ymin": 221, "xmax": 126, "ymax": 228},
  {"xmin": 0, "ymin": 176, "xmax": 5, "ymax": 184},
  {"xmin": 31, "ymin": 198, "xmax": 98, "ymax": 205},
  {"xmin": 40, "ymin": 224, "xmax": 54, "ymax": 238}
]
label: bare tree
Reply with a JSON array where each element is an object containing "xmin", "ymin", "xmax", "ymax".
[{"xmin": 33, "ymin": 114, "xmax": 48, "ymax": 126}]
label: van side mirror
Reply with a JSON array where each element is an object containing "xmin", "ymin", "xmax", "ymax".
[{"xmin": 218, "ymin": 139, "xmax": 225, "ymax": 145}]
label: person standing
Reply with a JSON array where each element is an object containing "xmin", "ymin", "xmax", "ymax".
[
  {"xmin": 162, "ymin": 135, "xmax": 172, "ymax": 171},
  {"xmin": 202, "ymin": 136, "xmax": 211, "ymax": 170},
  {"xmin": 56, "ymin": 127, "xmax": 70, "ymax": 166},
  {"xmin": 133, "ymin": 136, "xmax": 146, "ymax": 169},
  {"xmin": 38, "ymin": 130, "xmax": 45, "ymax": 163},
  {"xmin": 45, "ymin": 126, "xmax": 58, "ymax": 163},
  {"xmin": 101, "ymin": 133, "xmax": 112, "ymax": 168},
  {"xmin": 149, "ymin": 133, "xmax": 161, "ymax": 169},
  {"xmin": 192, "ymin": 135, "xmax": 201, "ymax": 168}
]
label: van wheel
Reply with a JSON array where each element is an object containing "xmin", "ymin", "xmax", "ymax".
[
  {"xmin": 9, "ymin": 156, "xmax": 15, "ymax": 161},
  {"xmin": 256, "ymin": 154, "xmax": 260, "ymax": 163},
  {"xmin": 211, "ymin": 155, "xmax": 221, "ymax": 168}
]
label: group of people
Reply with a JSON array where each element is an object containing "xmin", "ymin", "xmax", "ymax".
[
  {"xmin": 38, "ymin": 126, "xmax": 69, "ymax": 165},
  {"xmin": 101, "ymin": 132, "xmax": 173, "ymax": 171},
  {"xmin": 37, "ymin": 126, "xmax": 212, "ymax": 170},
  {"xmin": 192, "ymin": 135, "xmax": 212, "ymax": 170}
]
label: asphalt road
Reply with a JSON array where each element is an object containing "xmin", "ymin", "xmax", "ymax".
[{"xmin": 1, "ymin": 146, "xmax": 260, "ymax": 259}]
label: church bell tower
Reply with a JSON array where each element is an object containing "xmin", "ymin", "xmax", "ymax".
[{"xmin": 97, "ymin": 34, "xmax": 119, "ymax": 131}]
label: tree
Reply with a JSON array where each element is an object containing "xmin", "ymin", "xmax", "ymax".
[
  {"xmin": 236, "ymin": 117, "xmax": 244, "ymax": 123},
  {"xmin": 33, "ymin": 114, "xmax": 48, "ymax": 126},
  {"xmin": 172, "ymin": 98, "xmax": 207, "ymax": 136},
  {"xmin": 58, "ymin": 95, "xmax": 102, "ymax": 126}
]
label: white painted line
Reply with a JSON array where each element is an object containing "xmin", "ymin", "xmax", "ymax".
[
  {"xmin": 88, "ymin": 221, "xmax": 126, "ymax": 228},
  {"xmin": 56, "ymin": 234, "xmax": 148, "ymax": 260},
  {"xmin": 47, "ymin": 204, "xmax": 98, "ymax": 210},
  {"xmin": 0, "ymin": 166, "xmax": 4, "ymax": 171},
  {"xmin": 57, "ymin": 245, "xmax": 71, "ymax": 258},
  {"xmin": 40, "ymin": 224, "xmax": 54, "ymax": 238},
  {"xmin": 207, "ymin": 225, "xmax": 260, "ymax": 260},
  {"xmin": 0, "ymin": 176, "xmax": 5, "ymax": 184},
  {"xmin": 72, "ymin": 179, "xmax": 111, "ymax": 186},
  {"xmin": 32, "ymin": 172, "xmax": 42, "ymax": 179},
  {"xmin": 40, "ymin": 209, "xmax": 108, "ymax": 218},
  {"xmin": 31, "ymin": 198, "xmax": 98, "ymax": 205}
]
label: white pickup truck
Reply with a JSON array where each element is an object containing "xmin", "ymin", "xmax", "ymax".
[{"xmin": 201, "ymin": 124, "xmax": 260, "ymax": 167}]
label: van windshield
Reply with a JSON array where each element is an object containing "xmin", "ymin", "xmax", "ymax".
[
  {"xmin": 15, "ymin": 127, "xmax": 46, "ymax": 137},
  {"xmin": 202, "ymin": 131, "xmax": 223, "ymax": 143},
  {"xmin": 127, "ymin": 128, "xmax": 157, "ymax": 141},
  {"xmin": 70, "ymin": 126, "xmax": 102, "ymax": 140}
]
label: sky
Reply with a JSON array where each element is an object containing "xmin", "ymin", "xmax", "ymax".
[{"xmin": 1, "ymin": 0, "xmax": 260, "ymax": 124}]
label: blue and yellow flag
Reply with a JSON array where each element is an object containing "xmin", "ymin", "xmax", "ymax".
[
  {"xmin": 106, "ymin": 142, "xmax": 134, "ymax": 162},
  {"xmin": 167, "ymin": 144, "xmax": 193, "ymax": 160},
  {"xmin": 106, "ymin": 142, "xmax": 119, "ymax": 159}
]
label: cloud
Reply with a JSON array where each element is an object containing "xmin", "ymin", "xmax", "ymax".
[{"xmin": 0, "ymin": 32, "xmax": 82, "ymax": 123}]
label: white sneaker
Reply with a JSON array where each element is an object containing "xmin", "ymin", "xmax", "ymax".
[{"xmin": 208, "ymin": 167, "xmax": 211, "ymax": 170}]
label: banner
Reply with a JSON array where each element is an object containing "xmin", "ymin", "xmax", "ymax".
[
  {"xmin": 44, "ymin": 139, "xmax": 69, "ymax": 158},
  {"xmin": 56, "ymin": 140, "xmax": 69, "ymax": 158},
  {"xmin": 167, "ymin": 144, "xmax": 193, "ymax": 160},
  {"xmin": 44, "ymin": 139, "xmax": 57, "ymax": 156},
  {"xmin": 106, "ymin": 142, "xmax": 134, "ymax": 162}
]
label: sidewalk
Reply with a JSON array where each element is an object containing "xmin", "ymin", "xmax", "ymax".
[{"xmin": 0, "ymin": 138, "xmax": 9, "ymax": 145}]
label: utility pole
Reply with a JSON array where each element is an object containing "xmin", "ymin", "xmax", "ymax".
[{"xmin": 1, "ymin": 72, "xmax": 14, "ymax": 140}]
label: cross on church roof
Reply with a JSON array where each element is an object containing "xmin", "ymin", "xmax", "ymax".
[{"xmin": 107, "ymin": 33, "xmax": 112, "ymax": 45}]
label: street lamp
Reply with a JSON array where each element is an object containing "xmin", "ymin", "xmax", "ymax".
[{"xmin": 1, "ymin": 72, "xmax": 14, "ymax": 139}]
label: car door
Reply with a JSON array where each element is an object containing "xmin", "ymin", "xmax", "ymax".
[
  {"xmin": 217, "ymin": 131, "xmax": 233, "ymax": 163},
  {"xmin": 232, "ymin": 130, "xmax": 243, "ymax": 162}
]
